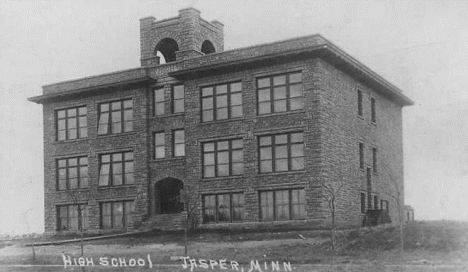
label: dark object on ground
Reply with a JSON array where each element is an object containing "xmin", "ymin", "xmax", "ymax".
[{"xmin": 362, "ymin": 210, "xmax": 391, "ymax": 226}]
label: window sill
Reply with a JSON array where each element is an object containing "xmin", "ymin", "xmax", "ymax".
[
  {"xmin": 260, "ymin": 219, "xmax": 306, "ymax": 223},
  {"xmin": 56, "ymin": 188, "xmax": 90, "ymax": 192},
  {"xmin": 257, "ymin": 170, "xmax": 306, "ymax": 177},
  {"xmin": 358, "ymin": 115, "xmax": 364, "ymax": 120},
  {"xmin": 199, "ymin": 117, "xmax": 245, "ymax": 125},
  {"xmin": 97, "ymin": 131, "xmax": 136, "ymax": 139},
  {"xmin": 152, "ymin": 157, "xmax": 186, "ymax": 162},
  {"xmin": 53, "ymin": 138, "xmax": 90, "ymax": 144},
  {"xmin": 98, "ymin": 185, "xmax": 136, "ymax": 190},
  {"xmin": 202, "ymin": 221, "xmax": 244, "ymax": 225},
  {"xmin": 201, "ymin": 175, "xmax": 244, "ymax": 181},
  {"xmin": 256, "ymin": 110, "xmax": 305, "ymax": 118},
  {"xmin": 150, "ymin": 113, "xmax": 185, "ymax": 119}
]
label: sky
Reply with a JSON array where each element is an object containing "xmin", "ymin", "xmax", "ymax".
[{"xmin": 1, "ymin": 0, "xmax": 467, "ymax": 234}]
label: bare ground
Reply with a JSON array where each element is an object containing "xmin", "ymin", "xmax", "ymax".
[{"xmin": 1, "ymin": 221, "xmax": 467, "ymax": 272}]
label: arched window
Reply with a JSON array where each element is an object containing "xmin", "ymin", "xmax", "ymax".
[
  {"xmin": 201, "ymin": 40, "xmax": 216, "ymax": 55},
  {"xmin": 155, "ymin": 38, "xmax": 179, "ymax": 63}
]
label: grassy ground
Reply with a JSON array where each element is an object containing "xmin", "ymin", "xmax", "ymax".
[{"xmin": 1, "ymin": 221, "xmax": 467, "ymax": 271}]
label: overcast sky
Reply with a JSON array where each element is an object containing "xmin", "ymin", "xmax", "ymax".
[{"xmin": 1, "ymin": 0, "xmax": 467, "ymax": 234}]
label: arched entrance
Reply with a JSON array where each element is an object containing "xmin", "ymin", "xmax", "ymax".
[{"xmin": 154, "ymin": 178, "xmax": 184, "ymax": 214}]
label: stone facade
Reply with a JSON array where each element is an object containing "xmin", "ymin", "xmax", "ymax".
[{"xmin": 29, "ymin": 8, "xmax": 413, "ymax": 234}]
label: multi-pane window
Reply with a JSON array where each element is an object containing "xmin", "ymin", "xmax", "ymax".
[
  {"xmin": 173, "ymin": 129, "xmax": 185, "ymax": 157},
  {"xmin": 202, "ymin": 139, "xmax": 243, "ymax": 178},
  {"xmin": 57, "ymin": 205, "xmax": 88, "ymax": 231},
  {"xmin": 357, "ymin": 89, "xmax": 363, "ymax": 116},
  {"xmin": 359, "ymin": 142, "xmax": 364, "ymax": 169},
  {"xmin": 172, "ymin": 85, "xmax": 184, "ymax": 113},
  {"xmin": 98, "ymin": 99, "xmax": 133, "ymax": 135},
  {"xmin": 361, "ymin": 193, "xmax": 366, "ymax": 213},
  {"xmin": 201, "ymin": 82, "xmax": 242, "ymax": 122},
  {"xmin": 57, "ymin": 157, "xmax": 88, "ymax": 190},
  {"xmin": 259, "ymin": 189, "xmax": 305, "ymax": 221},
  {"xmin": 99, "ymin": 152, "xmax": 134, "ymax": 186},
  {"xmin": 257, "ymin": 72, "xmax": 302, "ymax": 115},
  {"xmin": 154, "ymin": 132, "xmax": 165, "ymax": 159},
  {"xmin": 203, "ymin": 193, "xmax": 244, "ymax": 223},
  {"xmin": 372, "ymin": 147, "xmax": 377, "ymax": 172},
  {"xmin": 371, "ymin": 97, "xmax": 376, "ymax": 123},
  {"xmin": 259, "ymin": 132, "xmax": 304, "ymax": 173},
  {"xmin": 100, "ymin": 201, "xmax": 134, "ymax": 229},
  {"xmin": 154, "ymin": 88, "xmax": 165, "ymax": 116},
  {"xmin": 56, "ymin": 107, "xmax": 87, "ymax": 141}
]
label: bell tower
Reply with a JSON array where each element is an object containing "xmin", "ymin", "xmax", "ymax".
[{"xmin": 139, "ymin": 7, "xmax": 224, "ymax": 67}]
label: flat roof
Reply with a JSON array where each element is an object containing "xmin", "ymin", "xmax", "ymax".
[{"xmin": 29, "ymin": 34, "xmax": 413, "ymax": 106}]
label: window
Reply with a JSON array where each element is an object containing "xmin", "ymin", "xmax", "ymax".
[
  {"xmin": 57, "ymin": 205, "xmax": 88, "ymax": 231},
  {"xmin": 257, "ymin": 71, "xmax": 302, "ymax": 115},
  {"xmin": 374, "ymin": 195, "xmax": 379, "ymax": 210},
  {"xmin": 201, "ymin": 82, "xmax": 242, "ymax": 122},
  {"xmin": 360, "ymin": 193, "xmax": 366, "ymax": 213},
  {"xmin": 372, "ymin": 147, "xmax": 377, "ymax": 172},
  {"xmin": 98, "ymin": 99, "xmax": 133, "ymax": 135},
  {"xmin": 359, "ymin": 142, "xmax": 364, "ymax": 169},
  {"xmin": 202, "ymin": 139, "xmax": 243, "ymax": 178},
  {"xmin": 259, "ymin": 132, "xmax": 304, "ymax": 173},
  {"xmin": 173, "ymin": 129, "xmax": 185, "ymax": 157},
  {"xmin": 259, "ymin": 189, "xmax": 305, "ymax": 221},
  {"xmin": 99, "ymin": 152, "xmax": 134, "ymax": 186},
  {"xmin": 56, "ymin": 106, "xmax": 87, "ymax": 141},
  {"xmin": 172, "ymin": 85, "xmax": 184, "ymax": 113},
  {"xmin": 380, "ymin": 200, "xmax": 389, "ymax": 212},
  {"xmin": 357, "ymin": 89, "xmax": 363, "ymax": 116},
  {"xmin": 154, "ymin": 88, "xmax": 165, "ymax": 116},
  {"xmin": 100, "ymin": 201, "xmax": 134, "ymax": 229},
  {"xmin": 203, "ymin": 193, "xmax": 244, "ymax": 223},
  {"xmin": 57, "ymin": 157, "xmax": 88, "ymax": 190},
  {"xmin": 371, "ymin": 97, "xmax": 376, "ymax": 123},
  {"xmin": 154, "ymin": 132, "xmax": 165, "ymax": 159}
]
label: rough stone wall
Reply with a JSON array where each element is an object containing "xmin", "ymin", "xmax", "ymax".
[
  {"xmin": 315, "ymin": 59, "xmax": 405, "ymax": 227},
  {"xmin": 170, "ymin": 59, "xmax": 324, "ymax": 226},
  {"xmin": 42, "ymin": 85, "xmax": 150, "ymax": 233}
]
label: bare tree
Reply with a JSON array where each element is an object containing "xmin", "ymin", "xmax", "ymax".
[
  {"xmin": 178, "ymin": 185, "xmax": 200, "ymax": 256},
  {"xmin": 315, "ymin": 174, "xmax": 347, "ymax": 253},
  {"xmin": 66, "ymin": 189, "xmax": 94, "ymax": 256}
]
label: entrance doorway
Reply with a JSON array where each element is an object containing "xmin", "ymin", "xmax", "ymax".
[{"xmin": 155, "ymin": 178, "xmax": 184, "ymax": 214}]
